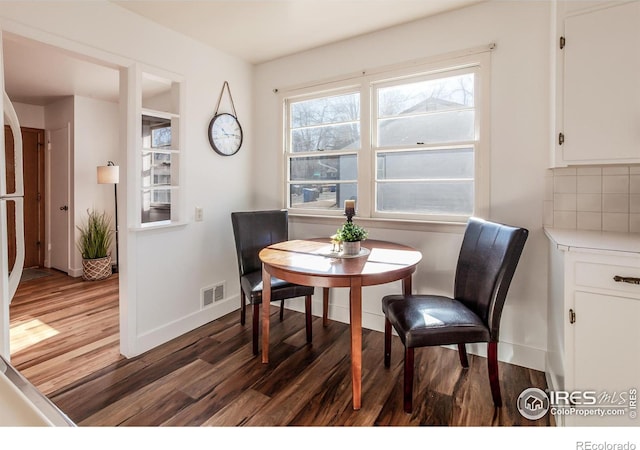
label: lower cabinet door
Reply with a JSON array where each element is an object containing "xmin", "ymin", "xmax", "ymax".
[{"xmin": 570, "ymin": 291, "xmax": 640, "ymax": 426}]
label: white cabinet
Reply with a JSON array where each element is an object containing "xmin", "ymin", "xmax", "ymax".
[
  {"xmin": 557, "ymin": 1, "xmax": 640, "ymax": 166},
  {"xmin": 546, "ymin": 228, "xmax": 640, "ymax": 426}
]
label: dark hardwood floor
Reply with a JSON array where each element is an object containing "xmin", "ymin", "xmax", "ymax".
[{"xmin": 10, "ymin": 269, "xmax": 553, "ymax": 427}]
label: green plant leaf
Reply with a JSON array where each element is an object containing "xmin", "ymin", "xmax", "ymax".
[
  {"xmin": 76, "ymin": 209, "xmax": 114, "ymax": 259},
  {"xmin": 336, "ymin": 221, "xmax": 368, "ymax": 242}
]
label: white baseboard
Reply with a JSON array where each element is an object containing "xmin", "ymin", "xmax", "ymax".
[{"xmin": 130, "ymin": 294, "xmax": 239, "ymax": 357}]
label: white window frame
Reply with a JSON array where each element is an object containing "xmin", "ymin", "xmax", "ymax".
[
  {"xmin": 280, "ymin": 48, "xmax": 491, "ymax": 224},
  {"xmin": 132, "ymin": 65, "xmax": 186, "ymax": 230}
]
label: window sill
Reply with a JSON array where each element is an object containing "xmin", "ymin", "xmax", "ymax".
[
  {"xmin": 289, "ymin": 213, "xmax": 467, "ymax": 234},
  {"xmin": 129, "ymin": 221, "xmax": 189, "ymax": 232}
]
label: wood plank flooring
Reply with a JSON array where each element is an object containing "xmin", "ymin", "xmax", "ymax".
[{"xmin": 10, "ymin": 268, "xmax": 553, "ymax": 427}]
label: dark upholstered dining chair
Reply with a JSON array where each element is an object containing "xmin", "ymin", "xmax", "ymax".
[
  {"xmin": 231, "ymin": 210, "xmax": 316, "ymax": 355},
  {"xmin": 382, "ymin": 217, "xmax": 528, "ymax": 413}
]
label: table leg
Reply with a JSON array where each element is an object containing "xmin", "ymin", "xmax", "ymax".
[
  {"xmin": 322, "ymin": 287, "xmax": 329, "ymax": 327},
  {"xmin": 349, "ymin": 277, "xmax": 362, "ymax": 410},
  {"xmin": 261, "ymin": 264, "xmax": 271, "ymax": 364},
  {"xmin": 402, "ymin": 275, "xmax": 412, "ymax": 296}
]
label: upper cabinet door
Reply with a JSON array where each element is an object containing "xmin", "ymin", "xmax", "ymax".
[{"xmin": 562, "ymin": 1, "xmax": 640, "ymax": 165}]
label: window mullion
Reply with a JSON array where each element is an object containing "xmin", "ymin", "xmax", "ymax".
[{"xmin": 358, "ymin": 82, "xmax": 372, "ymax": 218}]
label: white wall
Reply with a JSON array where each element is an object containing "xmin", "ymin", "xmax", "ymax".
[
  {"xmin": 12, "ymin": 102, "xmax": 44, "ymax": 129},
  {"xmin": 253, "ymin": 0, "xmax": 551, "ymax": 370},
  {"xmin": 1, "ymin": 2, "xmax": 254, "ymax": 356},
  {"xmin": 72, "ymin": 96, "xmax": 119, "ymax": 274}
]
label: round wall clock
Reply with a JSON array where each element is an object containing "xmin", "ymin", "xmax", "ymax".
[{"xmin": 208, "ymin": 112, "xmax": 243, "ymax": 156}]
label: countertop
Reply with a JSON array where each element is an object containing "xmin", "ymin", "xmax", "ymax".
[{"xmin": 544, "ymin": 227, "xmax": 640, "ymax": 256}]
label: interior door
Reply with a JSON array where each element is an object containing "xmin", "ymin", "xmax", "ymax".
[
  {"xmin": 48, "ymin": 125, "xmax": 70, "ymax": 273},
  {"xmin": 4, "ymin": 126, "xmax": 44, "ymax": 269},
  {"xmin": 21, "ymin": 128, "xmax": 45, "ymax": 268}
]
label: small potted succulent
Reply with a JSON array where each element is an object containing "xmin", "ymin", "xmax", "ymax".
[
  {"xmin": 335, "ymin": 221, "xmax": 368, "ymax": 256},
  {"xmin": 77, "ymin": 209, "xmax": 114, "ymax": 281}
]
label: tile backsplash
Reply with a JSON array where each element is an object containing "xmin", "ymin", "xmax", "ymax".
[{"xmin": 544, "ymin": 165, "xmax": 640, "ymax": 233}]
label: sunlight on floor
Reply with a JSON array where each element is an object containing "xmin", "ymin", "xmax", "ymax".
[{"xmin": 10, "ymin": 319, "xmax": 59, "ymax": 353}]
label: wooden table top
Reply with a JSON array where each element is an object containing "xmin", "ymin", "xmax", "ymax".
[{"xmin": 259, "ymin": 238, "xmax": 422, "ymax": 288}]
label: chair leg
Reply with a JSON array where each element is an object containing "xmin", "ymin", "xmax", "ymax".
[
  {"xmin": 305, "ymin": 295, "xmax": 312, "ymax": 343},
  {"xmin": 240, "ymin": 292, "xmax": 246, "ymax": 325},
  {"xmin": 279, "ymin": 299, "xmax": 285, "ymax": 321},
  {"xmin": 403, "ymin": 347, "xmax": 414, "ymax": 414},
  {"xmin": 252, "ymin": 303, "xmax": 260, "ymax": 355},
  {"xmin": 384, "ymin": 318, "xmax": 392, "ymax": 368},
  {"xmin": 487, "ymin": 341, "xmax": 502, "ymax": 407},
  {"xmin": 458, "ymin": 343, "xmax": 469, "ymax": 368},
  {"xmin": 322, "ymin": 287, "xmax": 329, "ymax": 327}
]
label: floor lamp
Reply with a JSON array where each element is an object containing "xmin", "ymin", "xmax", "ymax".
[{"xmin": 97, "ymin": 161, "xmax": 119, "ymax": 274}]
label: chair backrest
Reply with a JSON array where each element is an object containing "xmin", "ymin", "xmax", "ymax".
[
  {"xmin": 454, "ymin": 217, "xmax": 528, "ymax": 340},
  {"xmin": 231, "ymin": 210, "xmax": 288, "ymax": 277}
]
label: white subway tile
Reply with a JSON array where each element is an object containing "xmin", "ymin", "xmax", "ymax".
[
  {"xmin": 577, "ymin": 175, "xmax": 602, "ymax": 194},
  {"xmin": 554, "ymin": 167, "xmax": 577, "ymax": 176},
  {"xmin": 602, "ymin": 193, "xmax": 630, "ymax": 213},
  {"xmin": 554, "ymin": 211, "xmax": 576, "ymax": 229},
  {"xmin": 577, "ymin": 194, "xmax": 602, "ymax": 212},
  {"xmin": 602, "ymin": 213, "xmax": 629, "ymax": 232},
  {"xmin": 630, "ymin": 194, "xmax": 640, "ymax": 214},
  {"xmin": 630, "ymin": 214, "xmax": 640, "ymax": 233},
  {"xmin": 554, "ymin": 193, "xmax": 577, "ymax": 211},
  {"xmin": 577, "ymin": 212, "xmax": 602, "ymax": 231},
  {"xmin": 602, "ymin": 175, "xmax": 629, "ymax": 194},
  {"xmin": 603, "ymin": 166, "xmax": 629, "ymax": 176},
  {"xmin": 554, "ymin": 175, "xmax": 577, "ymax": 193},
  {"xmin": 630, "ymin": 165, "xmax": 640, "ymax": 175},
  {"xmin": 544, "ymin": 201, "xmax": 554, "ymax": 226},
  {"xmin": 602, "ymin": 194, "xmax": 629, "ymax": 213},
  {"xmin": 577, "ymin": 167, "xmax": 602, "ymax": 176},
  {"xmin": 630, "ymin": 175, "xmax": 640, "ymax": 194}
]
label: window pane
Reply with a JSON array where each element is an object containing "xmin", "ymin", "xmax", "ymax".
[
  {"xmin": 292, "ymin": 123, "xmax": 360, "ymax": 152},
  {"xmin": 377, "ymin": 181, "xmax": 473, "ymax": 215},
  {"xmin": 290, "ymin": 154, "xmax": 357, "ymax": 181},
  {"xmin": 290, "ymin": 92, "xmax": 360, "ymax": 153},
  {"xmin": 291, "ymin": 93, "xmax": 360, "ymax": 128},
  {"xmin": 377, "ymin": 73, "xmax": 474, "ymax": 147},
  {"xmin": 378, "ymin": 110, "xmax": 474, "ymax": 146},
  {"xmin": 290, "ymin": 183, "xmax": 357, "ymax": 210},
  {"xmin": 141, "ymin": 152, "xmax": 172, "ymax": 188},
  {"xmin": 377, "ymin": 148, "xmax": 473, "ymax": 180},
  {"xmin": 142, "ymin": 115, "xmax": 173, "ymax": 148},
  {"xmin": 142, "ymin": 189, "xmax": 171, "ymax": 224},
  {"xmin": 378, "ymin": 73, "xmax": 474, "ymax": 118}
]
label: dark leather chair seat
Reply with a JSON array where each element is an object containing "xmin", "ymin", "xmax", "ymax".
[{"xmin": 383, "ymin": 295, "xmax": 490, "ymax": 348}]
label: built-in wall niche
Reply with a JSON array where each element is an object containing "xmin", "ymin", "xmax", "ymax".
[{"xmin": 139, "ymin": 71, "xmax": 182, "ymax": 226}]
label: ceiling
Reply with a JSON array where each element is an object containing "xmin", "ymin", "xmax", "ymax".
[
  {"xmin": 2, "ymin": 0, "xmax": 484, "ymax": 106},
  {"xmin": 113, "ymin": 0, "xmax": 484, "ymax": 64}
]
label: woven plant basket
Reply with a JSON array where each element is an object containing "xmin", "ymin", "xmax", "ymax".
[{"xmin": 82, "ymin": 256, "xmax": 112, "ymax": 281}]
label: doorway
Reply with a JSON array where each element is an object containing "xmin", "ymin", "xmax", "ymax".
[
  {"xmin": 4, "ymin": 125, "xmax": 45, "ymax": 269},
  {"xmin": 2, "ymin": 30, "xmax": 123, "ymax": 360}
]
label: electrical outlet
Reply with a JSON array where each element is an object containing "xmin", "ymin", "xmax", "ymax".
[{"xmin": 195, "ymin": 206, "xmax": 203, "ymax": 222}]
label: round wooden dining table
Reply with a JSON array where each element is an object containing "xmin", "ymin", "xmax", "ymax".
[{"xmin": 259, "ymin": 238, "xmax": 422, "ymax": 410}]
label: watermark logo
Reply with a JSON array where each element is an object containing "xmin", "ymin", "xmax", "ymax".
[
  {"xmin": 517, "ymin": 387, "xmax": 637, "ymax": 421},
  {"xmin": 517, "ymin": 387, "xmax": 550, "ymax": 420}
]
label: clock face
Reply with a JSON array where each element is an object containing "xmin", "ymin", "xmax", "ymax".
[{"xmin": 208, "ymin": 113, "xmax": 243, "ymax": 156}]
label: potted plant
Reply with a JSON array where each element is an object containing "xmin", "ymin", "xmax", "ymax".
[
  {"xmin": 77, "ymin": 209, "xmax": 114, "ymax": 281},
  {"xmin": 335, "ymin": 221, "xmax": 368, "ymax": 256}
]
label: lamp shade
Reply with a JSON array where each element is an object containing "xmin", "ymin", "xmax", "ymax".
[{"xmin": 97, "ymin": 165, "xmax": 119, "ymax": 184}]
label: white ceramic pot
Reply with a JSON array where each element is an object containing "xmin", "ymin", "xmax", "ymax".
[{"xmin": 342, "ymin": 241, "xmax": 361, "ymax": 256}]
